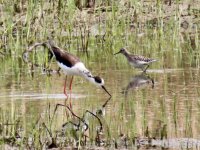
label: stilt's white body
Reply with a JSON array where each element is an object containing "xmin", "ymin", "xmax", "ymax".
[
  {"xmin": 57, "ymin": 61, "xmax": 104, "ymax": 87},
  {"xmin": 57, "ymin": 62, "xmax": 90, "ymax": 76}
]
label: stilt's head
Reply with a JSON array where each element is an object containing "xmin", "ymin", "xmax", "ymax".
[
  {"xmin": 114, "ymin": 48, "xmax": 128, "ymax": 55},
  {"xmin": 88, "ymin": 76, "xmax": 111, "ymax": 97},
  {"xmin": 93, "ymin": 76, "xmax": 105, "ymax": 86}
]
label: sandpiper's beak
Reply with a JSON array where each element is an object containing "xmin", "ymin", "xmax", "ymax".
[
  {"xmin": 102, "ymin": 86, "xmax": 112, "ymax": 97},
  {"xmin": 114, "ymin": 51, "xmax": 121, "ymax": 55}
]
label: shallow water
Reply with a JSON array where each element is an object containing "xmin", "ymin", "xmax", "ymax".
[
  {"xmin": 0, "ymin": 60, "xmax": 200, "ymax": 149},
  {"xmin": 0, "ymin": 0, "xmax": 200, "ymax": 148}
]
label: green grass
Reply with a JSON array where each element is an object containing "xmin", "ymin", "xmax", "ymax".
[{"xmin": 0, "ymin": 0, "xmax": 200, "ymax": 149}]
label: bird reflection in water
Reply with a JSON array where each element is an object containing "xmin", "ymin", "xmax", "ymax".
[{"xmin": 122, "ymin": 72, "xmax": 154, "ymax": 96}]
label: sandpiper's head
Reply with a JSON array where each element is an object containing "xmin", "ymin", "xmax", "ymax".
[{"xmin": 114, "ymin": 48, "xmax": 127, "ymax": 55}]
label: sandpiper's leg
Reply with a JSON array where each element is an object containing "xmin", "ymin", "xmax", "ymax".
[
  {"xmin": 69, "ymin": 76, "xmax": 74, "ymax": 109},
  {"xmin": 143, "ymin": 65, "xmax": 149, "ymax": 72}
]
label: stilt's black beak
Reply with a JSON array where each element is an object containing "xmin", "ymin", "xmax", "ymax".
[
  {"xmin": 114, "ymin": 51, "xmax": 121, "ymax": 55},
  {"xmin": 102, "ymin": 86, "xmax": 112, "ymax": 97}
]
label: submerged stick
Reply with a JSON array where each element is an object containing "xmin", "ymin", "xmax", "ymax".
[
  {"xmin": 22, "ymin": 42, "xmax": 46, "ymax": 63},
  {"xmin": 85, "ymin": 110, "xmax": 103, "ymax": 132},
  {"xmin": 51, "ymin": 104, "xmax": 88, "ymax": 131},
  {"xmin": 22, "ymin": 41, "xmax": 59, "ymax": 74}
]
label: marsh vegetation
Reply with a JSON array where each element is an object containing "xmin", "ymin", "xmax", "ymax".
[{"xmin": 0, "ymin": 0, "xmax": 200, "ymax": 149}]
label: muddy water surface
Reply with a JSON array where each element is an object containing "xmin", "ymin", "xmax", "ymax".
[{"xmin": 0, "ymin": 62, "xmax": 200, "ymax": 149}]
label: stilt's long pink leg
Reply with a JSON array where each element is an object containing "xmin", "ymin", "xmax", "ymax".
[
  {"xmin": 69, "ymin": 76, "xmax": 74, "ymax": 109},
  {"xmin": 63, "ymin": 76, "xmax": 68, "ymax": 106}
]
